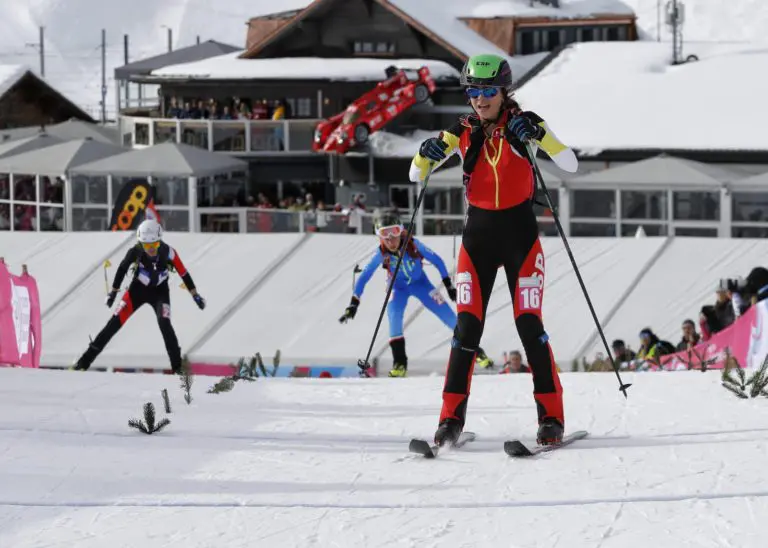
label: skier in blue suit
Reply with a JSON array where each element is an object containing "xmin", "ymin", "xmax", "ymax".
[{"xmin": 339, "ymin": 211, "xmax": 493, "ymax": 377}]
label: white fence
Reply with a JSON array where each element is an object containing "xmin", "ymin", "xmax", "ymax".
[{"xmin": 2, "ymin": 232, "xmax": 767, "ymax": 374}]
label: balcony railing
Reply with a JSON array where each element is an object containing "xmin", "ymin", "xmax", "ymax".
[
  {"xmin": 196, "ymin": 208, "xmax": 555, "ymax": 236},
  {"xmin": 119, "ymin": 116, "xmax": 322, "ymax": 153}
]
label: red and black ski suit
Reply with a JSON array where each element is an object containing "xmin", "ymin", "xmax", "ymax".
[
  {"xmin": 75, "ymin": 242, "xmax": 196, "ymax": 373},
  {"xmin": 409, "ymin": 109, "xmax": 568, "ymax": 430}
]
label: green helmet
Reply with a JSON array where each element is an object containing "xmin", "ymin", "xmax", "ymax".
[
  {"xmin": 460, "ymin": 54, "xmax": 513, "ymax": 91},
  {"xmin": 373, "ymin": 210, "xmax": 402, "ymax": 233}
]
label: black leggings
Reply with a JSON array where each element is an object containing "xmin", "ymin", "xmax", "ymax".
[
  {"xmin": 439, "ymin": 203, "xmax": 564, "ymax": 427},
  {"xmin": 77, "ymin": 282, "xmax": 182, "ymax": 372}
]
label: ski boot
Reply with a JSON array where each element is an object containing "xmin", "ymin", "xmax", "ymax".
[
  {"xmin": 388, "ymin": 363, "xmax": 407, "ymax": 377},
  {"xmin": 434, "ymin": 418, "xmax": 462, "ymax": 447},
  {"xmin": 537, "ymin": 418, "xmax": 564, "ymax": 446},
  {"xmin": 71, "ymin": 343, "xmax": 101, "ymax": 371},
  {"xmin": 476, "ymin": 347, "xmax": 494, "ymax": 369}
]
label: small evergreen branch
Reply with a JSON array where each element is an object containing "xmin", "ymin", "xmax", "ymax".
[
  {"xmin": 207, "ymin": 376, "xmax": 236, "ymax": 394},
  {"xmin": 128, "ymin": 418, "xmax": 149, "ymax": 434},
  {"xmin": 161, "ymin": 389, "xmax": 171, "ymax": 414},
  {"xmin": 256, "ymin": 352, "xmax": 268, "ymax": 377},
  {"xmin": 180, "ymin": 355, "xmax": 194, "ymax": 404},
  {"xmin": 272, "ymin": 349, "xmax": 281, "ymax": 376},
  {"xmin": 144, "ymin": 402, "xmax": 156, "ymax": 432},
  {"xmin": 748, "ymin": 355, "xmax": 768, "ymax": 398},
  {"xmin": 128, "ymin": 402, "xmax": 171, "ymax": 434},
  {"xmin": 721, "ymin": 382, "xmax": 748, "ymax": 399}
]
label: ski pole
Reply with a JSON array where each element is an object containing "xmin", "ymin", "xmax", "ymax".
[
  {"xmin": 103, "ymin": 259, "xmax": 111, "ymax": 294},
  {"xmin": 358, "ymin": 165, "xmax": 434, "ymax": 376},
  {"xmin": 524, "ymin": 144, "xmax": 631, "ymax": 398},
  {"xmin": 352, "ymin": 263, "xmax": 362, "ymax": 294}
]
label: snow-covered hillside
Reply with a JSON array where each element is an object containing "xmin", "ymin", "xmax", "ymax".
[{"xmin": 1, "ymin": 367, "xmax": 768, "ymax": 547}]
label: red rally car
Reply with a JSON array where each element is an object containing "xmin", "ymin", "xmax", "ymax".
[{"xmin": 312, "ymin": 65, "xmax": 436, "ymax": 154}]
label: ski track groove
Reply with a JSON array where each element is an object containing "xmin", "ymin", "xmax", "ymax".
[
  {"xmin": 4, "ymin": 488, "xmax": 768, "ymax": 511},
  {"xmin": 596, "ymin": 454, "xmax": 628, "ymax": 548}
]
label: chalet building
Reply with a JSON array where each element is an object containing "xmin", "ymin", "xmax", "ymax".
[{"xmin": 0, "ymin": 66, "xmax": 94, "ymax": 131}]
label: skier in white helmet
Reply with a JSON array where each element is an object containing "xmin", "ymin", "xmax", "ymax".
[{"xmin": 73, "ymin": 219, "xmax": 206, "ymax": 373}]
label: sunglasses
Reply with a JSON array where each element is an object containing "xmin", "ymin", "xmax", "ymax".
[
  {"xmin": 466, "ymin": 87, "xmax": 500, "ymax": 99},
  {"xmin": 377, "ymin": 225, "xmax": 403, "ymax": 239},
  {"xmin": 141, "ymin": 241, "xmax": 160, "ymax": 250}
]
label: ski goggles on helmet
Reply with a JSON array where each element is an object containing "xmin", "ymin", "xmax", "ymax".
[
  {"xmin": 141, "ymin": 241, "xmax": 160, "ymax": 250},
  {"xmin": 466, "ymin": 87, "xmax": 500, "ymax": 99},
  {"xmin": 376, "ymin": 224, "xmax": 404, "ymax": 239}
]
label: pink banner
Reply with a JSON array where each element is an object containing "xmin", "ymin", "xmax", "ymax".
[
  {"xmin": 0, "ymin": 261, "xmax": 42, "ymax": 368},
  {"xmin": 624, "ymin": 306, "xmax": 756, "ymax": 372}
]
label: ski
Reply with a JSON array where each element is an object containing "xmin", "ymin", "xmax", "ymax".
[
  {"xmin": 504, "ymin": 430, "xmax": 589, "ymax": 458},
  {"xmin": 409, "ymin": 431, "xmax": 476, "ymax": 459}
]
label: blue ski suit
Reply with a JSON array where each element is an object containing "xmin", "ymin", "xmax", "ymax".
[{"xmin": 354, "ymin": 239, "xmax": 455, "ymax": 339}]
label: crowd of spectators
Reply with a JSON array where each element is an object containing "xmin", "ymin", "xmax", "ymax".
[
  {"xmin": 0, "ymin": 175, "xmax": 65, "ymax": 231},
  {"xmin": 165, "ymin": 97, "xmax": 292, "ymax": 121},
  {"xmin": 577, "ymin": 266, "xmax": 768, "ymax": 373}
]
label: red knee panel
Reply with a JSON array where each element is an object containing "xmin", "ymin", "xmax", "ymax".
[
  {"xmin": 455, "ymin": 245, "xmax": 483, "ymax": 322},
  {"xmin": 115, "ymin": 292, "xmax": 135, "ymax": 325},
  {"xmin": 514, "ymin": 238, "xmax": 546, "ymax": 321}
]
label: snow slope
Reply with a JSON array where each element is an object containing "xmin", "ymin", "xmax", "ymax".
[
  {"xmin": 1, "ymin": 367, "xmax": 768, "ymax": 547},
  {"xmin": 516, "ymin": 41, "xmax": 768, "ymax": 152},
  {"xmin": 622, "ymin": 0, "xmax": 768, "ymax": 43}
]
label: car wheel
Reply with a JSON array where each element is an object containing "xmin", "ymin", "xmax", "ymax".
[
  {"xmin": 354, "ymin": 124, "xmax": 370, "ymax": 144},
  {"xmin": 414, "ymin": 84, "xmax": 430, "ymax": 103}
]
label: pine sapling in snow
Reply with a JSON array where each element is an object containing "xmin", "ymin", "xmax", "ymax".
[
  {"xmin": 179, "ymin": 355, "xmax": 193, "ymax": 404},
  {"xmin": 721, "ymin": 353, "xmax": 768, "ymax": 399},
  {"xmin": 207, "ymin": 350, "xmax": 282, "ymax": 394},
  {"xmin": 128, "ymin": 402, "xmax": 171, "ymax": 434}
]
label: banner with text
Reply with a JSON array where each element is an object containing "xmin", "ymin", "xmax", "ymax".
[{"xmin": 0, "ymin": 262, "xmax": 42, "ymax": 368}]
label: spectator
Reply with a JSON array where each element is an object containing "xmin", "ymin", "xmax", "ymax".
[
  {"xmin": 676, "ymin": 319, "xmax": 700, "ymax": 351},
  {"xmin": 220, "ymin": 106, "xmax": 234, "ymax": 120},
  {"xmin": 713, "ymin": 283, "xmax": 736, "ymax": 333},
  {"xmin": 611, "ymin": 339, "xmax": 636, "ymax": 363},
  {"xmin": 500, "ymin": 350, "xmax": 530, "ymax": 374},
  {"xmin": 636, "ymin": 328, "xmax": 675, "ymax": 360}
]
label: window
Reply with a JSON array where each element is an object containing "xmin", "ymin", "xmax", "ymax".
[
  {"xmin": 352, "ymin": 40, "xmax": 395, "ymax": 55},
  {"xmin": 580, "ymin": 28, "xmax": 595, "ymax": 42},
  {"xmin": 733, "ymin": 226, "xmax": 768, "ymax": 238},
  {"xmin": 607, "ymin": 27, "xmax": 620, "ymax": 41},
  {"xmin": 519, "ymin": 30, "xmax": 535, "ymax": 54},
  {"xmin": 620, "ymin": 223, "xmax": 668, "ymax": 236},
  {"xmin": 674, "ymin": 227, "xmax": 718, "ymax": 237},
  {"xmin": 732, "ymin": 192, "xmax": 768, "ymax": 222},
  {"xmin": 571, "ymin": 190, "xmax": 615, "ymax": 218},
  {"xmin": 546, "ymin": 29, "xmax": 562, "ymax": 49},
  {"xmin": 673, "ymin": 191, "xmax": 720, "ymax": 220},
  {"xmin": 621, "ymin": 191, "xmax": 667, "ymax": 220},
  {"xmin": 571, "ymin": 223, "xmax": 617, "ymax": 237},
  {"xmin": 296, "ymin": 98, "xmax": 313, "ymax": 118}
]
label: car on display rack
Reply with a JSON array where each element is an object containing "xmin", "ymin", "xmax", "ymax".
[{"xmin": 312, "ymin": 65, "xmax": 436, "ymax": 154}]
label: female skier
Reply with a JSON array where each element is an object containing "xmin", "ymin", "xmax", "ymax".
[
  {"xmin": 339, "ymin": 211, "xmax": 493, "ymax": 377},
  {"xmin": 72, "ymin": 219, "xmax": 206, "ymax": 373},
  {"xmin": 410, "ymin": 54, "xmax": 577, "ymax": 447}
]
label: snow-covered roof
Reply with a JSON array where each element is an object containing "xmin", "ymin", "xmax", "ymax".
[
  {"xmin": 151, "ymin": 53, "xmax": 461, "ymax": 81},
  {"xmin": 515, "ymin": 42, "xmax": 768, "ymax": 152},
  {"xmin": 623, "ymin": 0, "xmax": 768, "ymax": 43},
  {"xmin": 444, "ymin": 0, "xmax": 635, "ymax": 19},
  {"xmin": 0, "ymin": 64, "xmax": 29, "ymax": 98}
]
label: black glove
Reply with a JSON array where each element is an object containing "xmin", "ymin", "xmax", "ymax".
[
  {"xmin": 339, "ymin": 296, "xmax": 360, "ymax": 323},
  {"xmin": 419, "ymin": 137, "xmax": 449, "ymax": 162},
  {"xmin": 105, "ymin": 289, "xmax": 118, "ymax": 308},
  {"xmin": 507, "ymin": 114, "xmax": 544, "ymax": 143},
  {"xmin": 193, "ymin": 293, "xmax": 206, "ymax": 310},
  {"xmin": 442, "ymin": 277, "xmax": 457, "ymax": 302}
]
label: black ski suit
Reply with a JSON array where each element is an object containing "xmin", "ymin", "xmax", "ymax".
[{"xmin": 75, "ymin": 242, "xmax": 196, "ymax": 373}]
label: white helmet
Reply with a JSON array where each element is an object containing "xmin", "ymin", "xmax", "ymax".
[{"xmin": 137, "ymin": 219, "xmax": 162, "ymax": 244}]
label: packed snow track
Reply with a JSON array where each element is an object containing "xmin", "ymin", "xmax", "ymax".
[{"xmin": 1, "ymin": 368, "xmax": 766, "ymax": 547}]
